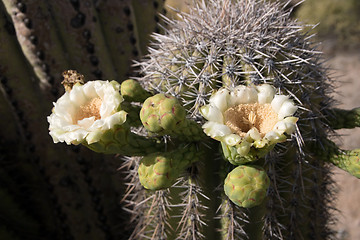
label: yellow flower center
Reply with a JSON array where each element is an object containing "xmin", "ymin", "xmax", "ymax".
[
  {"xmin": 75, "ymin": 97, "xmax": 102, "ymax": 122},
  {"xmin": 224, "ymin": 103, "xmax": 278, "ymax": 137}
]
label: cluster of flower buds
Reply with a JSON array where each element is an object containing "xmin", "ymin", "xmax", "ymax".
[{"xmin": 48, "ymin": 72, "xmax": 360, "ymax": 208}]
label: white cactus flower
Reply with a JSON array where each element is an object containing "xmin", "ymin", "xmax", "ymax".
[
  {"xmin": 47, "ymin": 80, "xmax": 127, "ymax": 145},
  {"xmin": 200, "ymin": 84, "xmax": 298, "ymax": 157}
]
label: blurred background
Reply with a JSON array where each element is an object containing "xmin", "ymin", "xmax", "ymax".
[{"xmin": 0, "ymin": 0, "xmax": 359, "ymax": 239}]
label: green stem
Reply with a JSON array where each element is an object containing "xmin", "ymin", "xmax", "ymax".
[
  {"xmin": 171, "ymin": 118, "xmax": 207, "ymax": 142},
  {"xmin": 327, "ymin": 148, "xmax": 360, "ymax": 178},
  {"xmin": 315, "ymin": 139, "xmax": 360, "ymax": 178},
  {"xmin": 84, "ymin": 126, "xmax": 165, "ymax": 156},
  {"xmin": 121, "ymin": 102, "xmax": 142, "ymax": 127}
]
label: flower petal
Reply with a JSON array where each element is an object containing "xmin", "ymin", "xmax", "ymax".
[
  {"xmin": 77, "ymin": 117, "xmax": 96, "ymax": 129},
  {"xmin": 69, "ymin": 85, "xmax": 87, "ymax": 106},
  {"xmin": 209, "ymin": 88, "xmax": 229, "ymax": 112},
  {"xmin": 273, "ymin": 117, "xmax": 298, "ymax": 135},
  {"xmin": 202, "ymin": 121, "xmax": 232, "ymax": 139},
  {"xmin": 223, "ymin": 134, "xmax": 241, "ymax": 146},
  {"xmin": 271, "ymin": 95, "xmax": 289, "ymax": 113},
  {"xmin": 257, "ymin": 84, "xmax": 275, "ymax": 104},
  {"xmin": 277, "ymin": 101, "xmax": 298, "ymax": 120},
  {"xmin": 200, "ymin": 105, "xmax": 224, "ymax": 123},
  {"xmin": 236, "ymin": 141, "xmax": 251, "ymax": 156},
  {"xmin": 229, "ymin": 85, "xmax": 258, "ymax": 106},
  {"xmin": 245, "ymin": 128, "xmax": 261, "ymax": 141}
]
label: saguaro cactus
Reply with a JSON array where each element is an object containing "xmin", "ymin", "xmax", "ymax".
[
  {"xmin": 0, "ymin": 0, "xmax": 164, "ymax": 239},
  {"xmin": 133, "ymin": 0, "xmax": 360, "ymax": 238},
  {"xmin": 3, "ymin": 0, "xmax": 360, "ymax": 240}
]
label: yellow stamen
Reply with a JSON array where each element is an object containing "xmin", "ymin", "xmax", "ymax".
[
  {"xmin": 224, "ymin": 103, "xmax": 278, "ymax": 137},
  {"xmin": 75, "ymin": 97, "xmax": 102, "ymax": 122}
]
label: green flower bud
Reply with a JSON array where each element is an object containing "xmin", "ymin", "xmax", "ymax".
[
  {"xmin": 140, "ymin": 94, "xmax": 186, "ymax": 133},
  {"xmin": 138, "ymin": 145, "xmax": 202, "ymax": 190},
  {"xmin": 138, "ymin": 154, "xmax": 180, "ymax": 190},
  {"xmin": 120, "ymin": 79, "xmax": 150, "ymax": 102},
  {"xmin": 224, "ymin": 165, "xmax": 270, "ymax": 208}
]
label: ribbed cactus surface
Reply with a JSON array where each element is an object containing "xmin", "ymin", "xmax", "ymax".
[
  {"xmin": 133, "ymin": 0, "xmax": 358, "ymax": 239},
  {"xmin": 0, "ymin": 0, "xmax": 164, "ymax": 239},
  {"xmin": 2, "ymin": 0, "xmax": 360, "ymax": 240}
]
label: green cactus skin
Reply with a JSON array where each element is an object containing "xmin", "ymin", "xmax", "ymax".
[
  {"xmin": 138, "ymin": 146, "xmax": 201, "ymax": 190},
  {"xmin": 83, "ymin": 124, "xmax": 165, "ymax": 156},
  {"xmin": 221, "ymin": 141, "xmax": 275, "ymax": 165},
  {"xmin": 140, "ymin": 93, "xmax": 205, "ymax": 141},
  {"xmin": 0, "ymin": 0, "xmax": 164, "ymax": 239},
  {"xmin": 329, "ymin": 149, "xmax": 360, "ymax": 178},
  {"xmin": 135, "ymin": 0, "xmax": 360, "ymax": 239},
  {"xmin": 224, "ymin": 165, "xmax": 270, "ymax": 208},
  {"xmin": 328, "ymin": 107, "xmax": 360, "ymax": 129}
]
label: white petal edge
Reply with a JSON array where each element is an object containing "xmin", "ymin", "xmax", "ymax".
[
  {"xmin": 257, "ymin": 84, "xmax": 275, "ymax": 104},
  {"xmin": 271, "ymin": 95, "xmax": 289, "ymax": 113},
  {"xmin": 277, "ymin": 101, "xmax": 298, "ymax": 120},
  {"xmin": 199, "ymin": 105, "xmax": 224, "ymax": 123},
  {"xmin": 209, "ymin": 88, "xmax": 229, "ymax": 112},
  {"xmin": 202, "ymin": 121, "xmax": 232, "ymax": 140},
  {"xmin": 273, "ymin": 117, "xmax": 298, "ymax": 135}
]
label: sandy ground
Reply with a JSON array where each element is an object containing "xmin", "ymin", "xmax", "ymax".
[{"xmin": 326, "ymin": 48, "xmax": 360, "ymax": 240}]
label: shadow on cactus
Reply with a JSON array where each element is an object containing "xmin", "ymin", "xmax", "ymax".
[{"xmin": 47, "ymin": 0, "xmax": 360, "ymax": 239}]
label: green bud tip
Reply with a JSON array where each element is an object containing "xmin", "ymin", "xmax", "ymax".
[
  {"xmin": 224, "ymin": 165, "xmax": 270, "ymax": 208},
  {"xmin": 140, "ymin": 94, "xmax": 186, "ymax": 133}
]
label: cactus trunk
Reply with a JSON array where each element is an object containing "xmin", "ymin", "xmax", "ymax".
[
  {"xmin": 2, "ymin": 0, "xmax": 360, "ymax": 239},
  {"xmin": 0, "ymin": 0, "xmax": 164, "ymax": 239}
]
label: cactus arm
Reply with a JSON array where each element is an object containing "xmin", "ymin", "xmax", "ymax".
[
  {"xmin": 46, "ymin": 1, "xmax": 117, "ymax": 80},
  {"xmin": 0, "ymin": 226, "xmax": 19, "ymax": 240},
  {"xmin": 2, "ymin": 0, "xmax": 71, "ymax": 96},
  {"xmin": 220, "ymin": 198, "xmax": 248, "ymax": 240},
  {"xmin": 327, "ymin": 148, "xmax": 360, "ymax": 178},
  {"xmin": 0, "ymin": 187, "xmax": 40, "ymax": 237},
  {"xmin": 313, "ymin": 138, "xmax": 360, "ymax": 178},
  {"xmin": 2, "ymin": 0, "xmax": 50, "ymax": 90},
  {"xmin": 0, "ymin": 5, "xmax": 121, "ymax": 239},
  {"xmin": 176, "ymin": 173, "xmax": 207, "ymax": 240},
  {"xmin": 90, "ymin": 1, "xmax": 140, "ymax": 80},
  {"xmin": 0, "ymin": 82, "xmax": 20, "ymax": 140},
  {"xmin": 327, "ymin": 107, "xmax": 360, "ymax": 129},
  {"xmin": 131, "ymin": 0, "xmax": 163, "ymax": 55}
]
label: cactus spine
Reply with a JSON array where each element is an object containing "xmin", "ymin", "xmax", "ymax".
[
  {"xmin": 0, "ymin": 0, "xmax": 164, "ymax": 239},
  {"xmin": 2, "ymin": 0, "xmax": 360, "ymax": 239},
  {"xmin": 132, "ymin": 0, "xmax": 359, "ymax": 239}
]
